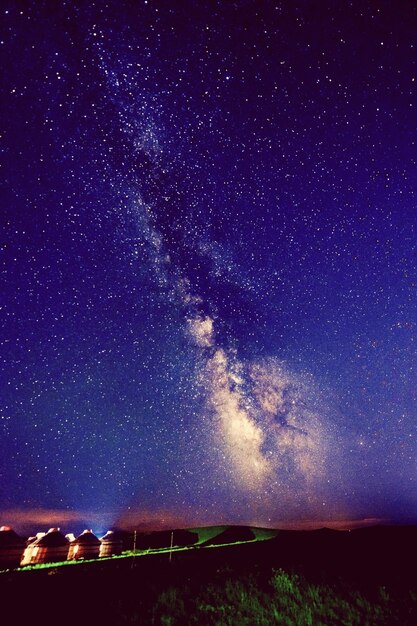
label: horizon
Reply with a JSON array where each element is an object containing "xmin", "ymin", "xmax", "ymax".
[{"xmin": 2, "ymin": 508, "xmax": 416, "ymax": 538}]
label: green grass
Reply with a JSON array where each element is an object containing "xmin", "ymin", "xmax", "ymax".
[
  {"xmin": 188, "ymin": 525, "xmax": 228, "ymax": 544},
  {"xmin": 1, "ymin": 544, "xmax": 196, "ymax": 573},
  {"xmin": 188, "ymin": 525, "xmax": 277, "ymax": 547},
  {"xmin": 1, "ymin": 530, "xmax": 416, "ymax": 625},
  {"xmin": 251, "ymin": 527, "xmax": 279, "ymax": 541},
  {"xmin": 149, "ymin": 569, "xmax": 416, "ymax": 626}
]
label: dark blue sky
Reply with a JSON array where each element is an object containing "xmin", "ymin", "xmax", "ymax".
[{"xmin": 1, "ymin": 0, "xmax": 416, "ymax": 533}]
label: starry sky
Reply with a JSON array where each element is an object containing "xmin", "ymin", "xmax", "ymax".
[{"xmin": 1, "ymin": 1, "xmax": 416, "ymax": 533}]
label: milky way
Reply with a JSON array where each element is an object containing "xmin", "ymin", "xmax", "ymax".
[{"xmin": 1, "ymin": 1, "xmax": 416, "ymax": 532}]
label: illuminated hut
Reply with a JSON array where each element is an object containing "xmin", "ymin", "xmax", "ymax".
[
  {"xmin": 20, "ymin": 528, "xmax": 69, "ymax": 566},
  {"xmin": 68, "ymin": 529, "xmax": 100, "ymax": 560},
  {"xmin": 0, "ymin": 526, "xmax": 26, "ymax": 569},
  {"xmin": 21, "ymin": 532, "xmax": 45, "ymax": 565},
  {"xmin": 99, "ymin": 530, "xmax": 123, "ymax": 558}
]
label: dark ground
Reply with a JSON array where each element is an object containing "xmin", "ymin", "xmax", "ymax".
[{"xmin": 1, "ymin": 525, "xmax": 416, "ymax": 625}]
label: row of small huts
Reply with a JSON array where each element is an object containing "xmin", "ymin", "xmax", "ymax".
[
  {"xmin": 0, "ymin": 525, "xmax": 128, "ymax": 569},
  {"xmin": 0, "ymin": 525, "xmax": 199, "ymax": 569}
]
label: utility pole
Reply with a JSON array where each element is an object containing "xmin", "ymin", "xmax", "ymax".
[
  {"xmin": 169, "ymin": 530, "xmax": 173, "ymax": 563},
  {"xmin": 131, "ymin": 529, "xmax": 137, "ymax": 569}
]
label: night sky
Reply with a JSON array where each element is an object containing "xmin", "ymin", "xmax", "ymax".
[{"xmin": 1, "ymin": 1, "xmax": 416, "ymax": 534}]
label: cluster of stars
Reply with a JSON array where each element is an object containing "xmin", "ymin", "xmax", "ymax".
[{"xmin": 0, "ymin": 1, "xmax": 416, "ymax": 529}]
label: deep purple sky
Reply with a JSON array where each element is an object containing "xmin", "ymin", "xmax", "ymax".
[{"xmin": 1, "ymin": 1, "xmax": 416, "ymax": 534}]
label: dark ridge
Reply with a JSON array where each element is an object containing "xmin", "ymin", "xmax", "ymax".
[
  {"xmin": 352, "ymin": 524, "xmax": 417, "ymax": 535},
  {"xmin": 136, "ymin": 529, "xmax": 198, "ymax": 550}
]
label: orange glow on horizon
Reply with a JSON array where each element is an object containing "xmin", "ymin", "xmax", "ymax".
[{"xmin": 0, "ymin": 507, "xmax": 398, "ymax": 535}]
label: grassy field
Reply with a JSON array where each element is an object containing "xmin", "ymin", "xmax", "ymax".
[
  {"xmin": 150, "ymin": 568, "xmax": 416, "ymax": 625},
  {"xmin": 1, "ymin": 525, "xmax": 416, "ymax": 625}
]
